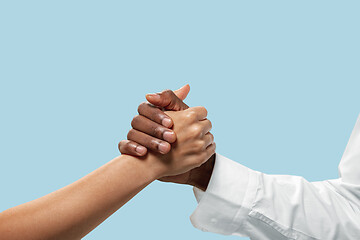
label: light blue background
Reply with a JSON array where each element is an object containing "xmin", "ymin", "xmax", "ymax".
[{"xmin": 1, "ymin": 1, "xmax": 359, "ymax": 239}]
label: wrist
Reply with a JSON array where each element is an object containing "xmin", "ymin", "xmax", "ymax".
[
  {"xmin": 188, "ymin": 154, "xmax": 216, "ymax": 191},
  {"xmin": 118, "ymin": 154, "xmax": 163, "ymax": 182},
  {"xmin": 144, "ymin": 153, "xmax": 167, "ymax": 179},
  {"xmin": 122, "ymin": 152, "xmax": 169, "ymax": 180}
]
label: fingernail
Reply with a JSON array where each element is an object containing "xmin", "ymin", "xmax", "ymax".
[
  {"xmin": 158, "ymin": 142, "xmax": 169, "ymax": 154},
  {"xmin": 146, "ymin": 93, "xmax": 160, "ymax": 101},
  {"xmin": 163, "ymin": 131, "xmax": 175, "ymax": 142},
  {"xmin": 162, "ymin": 118, "xmax": 172, "ymax": 127},
  {"xmin": 135, "ymin": 146, "xmax": 147, "ymax": 155}
]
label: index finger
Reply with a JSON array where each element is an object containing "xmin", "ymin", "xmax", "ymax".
[
  {"xmin": 188, "ymin": 106, "xmax": 208, "ymax": 120},
  {"xmin": 138, "ymin": 102, "xmax": 173, "ymax": 128}
]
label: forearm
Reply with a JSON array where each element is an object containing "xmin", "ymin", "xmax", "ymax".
[{"xmin": 0, "ymin": 155, "xmax": 159, "ymax": 240}]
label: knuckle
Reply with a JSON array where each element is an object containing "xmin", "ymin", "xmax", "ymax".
[
  {"xmin": 149, "ymin": 139, "xmax": 161, "ymax": 150},
  {"xmin": 161, "ymin": 89, "xmax": 173, "ymax": 97},
  {"xmin": 119, "ymin": 140, "xmax": 134, "ymax": 154},
  {"xmin": 153, "ymin": 111, "xmax": 165, "ymax": 123},
  {"xmin": 153, "ymin": 126, "xmax": 164, "ymax": 138},
  {"xmin": 191, "ymin": 125, "xmax": 203, "ymax": 137},
  {"xmin": 186, "ymin": 111, "xmax": 197, "ymax": 121},
  {"xmin": 200, "ymin": 106, "xmax": 208, "ymax": 117},
  {"xmin": 118, "ymin": 140, "xmax": 126, "ymax": 152},
  {"xmin": 189, "ymin": 130, "xmax": 201, "ymax": 139},
  {"xmin": 194, "ymin": 141, "xmax": 204, "ymax": 151},
  {"xmin": 209, "ymin": 133, "xmax": 214, "ymax": 142},
  {"xmin": 200, "ymin": 140, "xmax": 207, "ymax": 150},
  {"xmin": 137, "ymin": 102, "xmax": 148, "ymax": 114},
  {"xmin": 160, "ymin": 90, "xmax": 178, "ymax": 109},
  {"xmin": 208, "ymin": 143, "xmax": 216, "ymax": 153},
  {"xmin": 127, "ymin": 129, "xmax": 136, "ymax": 140},
  {"xmin": 202, "ymin": 139, "xmax": 208, "ymax": 148},
  {"xmin": 208, "ymin": 120, "xmax": 213, "ymax": 131},
  {"xmin": 131, "ymin": 115, "xmax": 141, "ymax": 127}
]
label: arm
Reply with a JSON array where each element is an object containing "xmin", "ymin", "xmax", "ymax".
[
  {"xmin": 0, "ymin": 155, "xmax": 158, "ymax": 240},
  {"xmin": 119, "ymin": 88, "xmax": 360, "ymax": 239},
  {"xmin": 191, "ymin": 150, "xmax": 360, "ymax": 240},
  {"xmin": 0, "ymin": 107, "xmax": 215, "ymax": 240},
  {"xmin": 191, "ymin": 153, "xmax": 360, "ymax": 240}
]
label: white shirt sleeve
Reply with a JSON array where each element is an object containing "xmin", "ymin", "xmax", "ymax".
[{"xmin": 190, "ymin": 115, "xmax": 360, "ymax": 240}]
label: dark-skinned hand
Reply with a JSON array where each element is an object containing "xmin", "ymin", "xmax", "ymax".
[{"xmin": 118, "ymin": 85, "xmax": 215, "ymax": 191}]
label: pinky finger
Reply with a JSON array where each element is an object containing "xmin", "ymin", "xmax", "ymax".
[{"xmin": 118, "ymin": 140, "xmax": 148, "ymax": 156}]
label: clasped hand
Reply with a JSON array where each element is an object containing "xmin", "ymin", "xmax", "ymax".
[{"xmin": 119, "ymin": 85, "xmax": 216, "ymax": 190}]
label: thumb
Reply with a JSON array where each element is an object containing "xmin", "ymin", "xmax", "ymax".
[
  {"xmin": 174, "ymin": 84, "xmax": 190, "ymax": 101},
  {"xmin": 146, "ymin": 89, "xmax": 189, "ymax": 111}
]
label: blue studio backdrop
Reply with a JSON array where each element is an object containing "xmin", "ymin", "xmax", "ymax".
[{"xmin": 1, "ymin": 1, "xmax": 360, "ymax": 239}]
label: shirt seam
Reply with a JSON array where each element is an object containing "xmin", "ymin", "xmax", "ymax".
[
  {"xmin": 231, "ymin": 168, "xmax": 260, "ymax": 234},
  {"xmin": 248, "ymin": 210, "xmax": 320, "ymax": 240},
  {"xmin": 324, "ymin": 180, "xmax": 360, "ymax": 210}
]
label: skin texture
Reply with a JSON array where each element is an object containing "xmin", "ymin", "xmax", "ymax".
[
  {"xmin": 0, "ymin": 107, "xmax": 215, "ymax": 240},
  {"xmin": 119, "ymin": 85, "xmax": 216, "ymax": 191},
  {"xmin": 119, "ymin": 85, "xmax": 191, "ymax": 156},
  {"xmin": 148, "ymin": 107, "xmax": 215, "ymax": 178}
]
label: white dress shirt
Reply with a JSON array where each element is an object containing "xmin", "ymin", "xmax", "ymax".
[{"xmin": 190, "ymin": 115, "xmax": 360, "ymax": 240}]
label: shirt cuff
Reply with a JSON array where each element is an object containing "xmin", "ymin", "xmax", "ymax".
[{"xmin": 190, "ymin": 153, "xmax": 259, "ymax": 236}]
